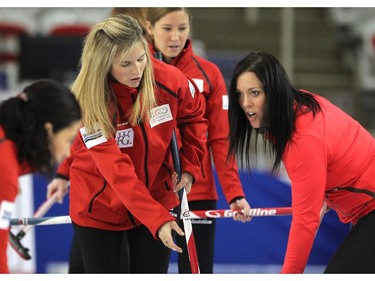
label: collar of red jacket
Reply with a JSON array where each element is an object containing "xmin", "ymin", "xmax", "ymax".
[{"xmin": 110, "ymin": 81, "xmax": 138, "ymax": 99}]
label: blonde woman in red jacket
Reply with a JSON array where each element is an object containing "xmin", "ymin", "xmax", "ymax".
[
  {"xmin": 0, "ymin": 80, "xmax": 81, "ymax": 273},
  {"xmin": 47, "ymin": 14, "xmax": 208, "ymax": 273},
  {"xmin": 145, "ymin": 8, "xmax": 251, "ymax": 273}
]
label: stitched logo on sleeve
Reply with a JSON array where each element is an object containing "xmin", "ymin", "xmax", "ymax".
[
  {"xmin": 0, "ymin": 200, "xmax": 14, "ymax": 230},
  {"xmin": 150, "ymin": 104, "xmax": 173, "ymax": 128},
  {"xmin": 188, "ymin": 80, "xmax": 195, "ymax": 98},
  {"xmin": 222, "ymin": 95, "xmax": 229, "ymax": 110},
  {"xmin": 116, "ymin": 128, "xmax": 134, "ymax": 148},
  {"xmin": 80, "ymin": 126, "xmax": 107, "ymax": 149}
]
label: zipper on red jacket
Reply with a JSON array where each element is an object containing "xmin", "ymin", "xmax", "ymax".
[
  {"xmin": 326, "ymin": 186, "xmax": 375, "ymax": 217},
  {"xmin": 88, "ymin": 180, "xmax": 107, "ymax": 213},
  {"xmin": 139, "ymin": 121, "xmax": 150, "ymax": 188},
  {"xmin": 192, "ymin": 56, "xmax": 212, "ymax": 93},
  {"xmin": 327, "ymin": 186, "xmax": 375, "ymax": 198}
]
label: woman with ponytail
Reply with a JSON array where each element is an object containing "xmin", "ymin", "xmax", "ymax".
[{"xmin": 0, "ymin": 79, "xmax": 81, "ymax": 273}]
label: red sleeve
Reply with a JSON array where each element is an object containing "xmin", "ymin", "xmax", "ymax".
[
  {"xmin": 205, "ymin": 64, "xmax": 245, "ymax": 203},
  {"xmin": 56, "ymin": 135, "xmax": 81, "ymax": 179},
  {"xmin": 78, "ymin": 133, "xmax": 176, "ymax": 238},
  {"xmin": 175, "ymin": 76, "xmax": 208, "ymax": 181},
  {"xmin": 56, "ymin": 156, "xmax": 72, "ymax": 179},
  {"xmin": 281, "ymin": 116, "xmax": 327, "ymax": 273},
  {"xmin": 0, "ymin": 138, "xmax": 18, "ymax": 273},
  {"xmin": 0, "ymin": 140, "xmax": 19, "ymax": 203},
  {"xmin": 0, "ymin": 230, "xmax": 9, "ymax": 273}
]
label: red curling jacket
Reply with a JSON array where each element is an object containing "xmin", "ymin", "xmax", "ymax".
[
  {"xmin": 149, "ymin": 40, "xmax": 245, "ymax": 204},
  {"xmin": 56, "ymin": 57, "xmax": 208, "ymax": 238},
  {"xmin": 280, "ymin": 92, "xmax": 375, "ymax": 273},
  {"xmin": 0, "ymin": 127, "xmax": 33, "ymax": 273}
]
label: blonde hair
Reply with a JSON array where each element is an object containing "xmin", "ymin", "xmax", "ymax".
[{"xmin": 72, "ymin": 14, "xmax": 156, "ymax": 138}]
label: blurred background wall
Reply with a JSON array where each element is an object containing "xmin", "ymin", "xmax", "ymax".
[
  {"xmin": 2, "ymin": 7, "xmax": 375, "ymax": 130},
  {"xmin": 1, "ymin": 7, "xmax": 375, "ymax": 273}
]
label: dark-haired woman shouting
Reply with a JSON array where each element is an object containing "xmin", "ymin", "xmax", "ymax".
[{"xmin": 228, "ymin": 51, "xmax": 375, "ymax": 273}]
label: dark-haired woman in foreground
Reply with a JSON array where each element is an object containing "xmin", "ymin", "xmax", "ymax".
[
  {"xmin": 0, "ymin": 79, "xmax": 82, "ymax": 273},
  {"xmin": 228, "ymin": 51, "xmax": 375, "ymax": 273}
]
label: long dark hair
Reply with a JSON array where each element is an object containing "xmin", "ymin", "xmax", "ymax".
[
  {"xmin": 228, "ymin": 52, "xmax": 320, "ymax": 173},
  {"xmin": 0, "ymin": 79, "xmax": 82, "ymax": 175}
]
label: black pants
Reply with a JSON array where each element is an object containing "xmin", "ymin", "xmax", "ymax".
[
  {"xmin": 324, "ymin": 210, "xmax": 375, "ymax": 273},
  {"xmin": 70, "ymin": 223, "xmax": 171, "ymax": 273},
  {"xmin": 175, "ymin": 200, "xmax": 216, "ymax": 273}
]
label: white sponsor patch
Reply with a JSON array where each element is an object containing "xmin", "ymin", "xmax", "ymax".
[
  {"xmin": 150, "ymin": 104, "xmax": 173, "ymax": 128},
  {"xmin": 80, "ymin": 126, "xmax": 107, "ymax": 149},
  {"xmin": 188, "ymin": 80, "xmax": 196, "ymax": 98},
  {"xmin": 192, "ymin": 78, "xmax": 204, "ymax": 93},
  {"xmin": 0, "ymin": 200, "xmax": 14, "ymax": 229},
  {"xmin": 116, "ymin": 128, "xmax": 134, "ymax": 148},
  {"xmin": 222, "ymin": 95, "xmax": 229, "ymax": 110}
]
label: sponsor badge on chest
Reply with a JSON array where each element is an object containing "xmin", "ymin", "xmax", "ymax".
[
  {"xmin": 149, "ymin": 104, "xmax": 173, "ymax": 128},
  {"xmin": 116, "ymin": 128, "xmax": 134, "ymax": 148}
]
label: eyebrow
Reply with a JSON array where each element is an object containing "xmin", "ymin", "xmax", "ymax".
[
  {"xmin": 160, "ymin": 23, "xmax": 188, "ymax": 27},
  {"xmin": 120, "ymin": 52, "xmax": 146, "ymax": 64}
]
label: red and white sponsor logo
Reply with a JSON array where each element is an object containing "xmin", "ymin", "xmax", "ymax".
[{"xmin": 184, "ymin": 208, "xmax": 279, "ymax": 219}]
